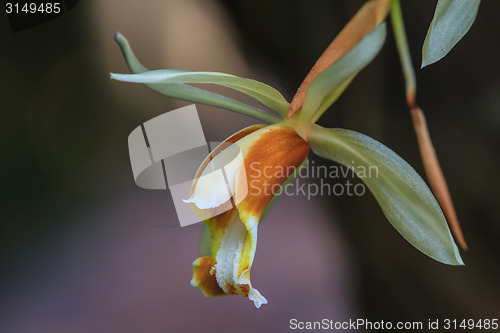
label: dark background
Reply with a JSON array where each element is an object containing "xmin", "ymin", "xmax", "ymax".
[{"xmin": 1, "ymin": 0, "xmax": 499, "ymax": 332}]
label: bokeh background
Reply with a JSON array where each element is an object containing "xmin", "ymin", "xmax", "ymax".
[{"xmin": 1, "ymin": 1, "xmax": 499, "ymax": 332}]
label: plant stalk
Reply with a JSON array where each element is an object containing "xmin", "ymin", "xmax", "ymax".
[{"xmin": 390, "ymin": 0, "xmax": 467, "ymax": 250}]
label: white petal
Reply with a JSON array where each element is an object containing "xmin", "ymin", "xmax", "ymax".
[
  {"xmin": 183, "ymin": 143, "xmax": 243, "ymax": 209},
  {"xmin": 215, "ymin": 214, "xmax": 247, "ymax": 293},
  {"xmin": 239, "ymin": 268, "xmax": 268, "ymax": 308},
  {"xmin": 183, "ymin": 168, "xmax": 230, "ymax": 209}
]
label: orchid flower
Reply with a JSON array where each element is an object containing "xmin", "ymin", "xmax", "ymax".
[{"xmin": 111, "ymin": 0, "xmax": 463, "ymax": 308}]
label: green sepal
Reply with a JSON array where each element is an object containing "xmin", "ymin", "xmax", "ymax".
[
  {"xmin": 422, "ymin": 0, "xmax": 481, "ymax": 67},
  {"xmin": 307, "ymin": 124, "xmax": 464, "ymax": 265},
  {"xmin": 300, "ymin": 23, "xmax": 387, "ymax": 123},
  {"xmin": 113, "ymin": 32, "xmax": 280, "ymax": 124}
]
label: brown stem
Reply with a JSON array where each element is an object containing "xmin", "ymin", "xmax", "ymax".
[{"xmin": 411, "ymin": 106, "xmax": 468, "ymax": 250}]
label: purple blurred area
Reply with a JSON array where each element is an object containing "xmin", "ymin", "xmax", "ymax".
[
  {"xmin": 1, "ymin": 191, "xmax": 355, "ymax": 333},
  {"xmin": 1, "ymin": 0, "xmax": 499, "ymax": 332}
]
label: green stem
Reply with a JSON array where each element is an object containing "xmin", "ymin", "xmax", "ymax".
[{"xmin": 390, "ymin": 0, "xmax": 417, "ymax": 106}]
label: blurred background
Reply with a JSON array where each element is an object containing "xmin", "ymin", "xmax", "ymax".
[{"xmin": 1, "ymin": 0, "xmax": 499, "ymax": 332}]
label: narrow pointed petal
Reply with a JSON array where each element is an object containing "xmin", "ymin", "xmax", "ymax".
[
  {"xmin": 110, "ymin": 70, "xmax": 290, "ymax": 118},
  {"xmin": 288, "ymin": 0, "xmax": 391, "ymax": 118},
  {"xmin": 422, "ymin": 0, "xmax": 481, "ymax": 68},
  {"xmin": 190, "ymin": 124, "xmax": 310, "ymax": 307},
  {"xmin": 306, "ymin": 124, "xmax": 463, "ymax": 265},
  {"xmin": 411, "ymin": 107, "xmax": 467, "ymax": 249},
  {"xmin": 113, "ymin": 33, "xmax": 280, "ymax": 124},
  {"xmin": 299, "ymin": 23, "xmax": 387, "ymax": 123}
]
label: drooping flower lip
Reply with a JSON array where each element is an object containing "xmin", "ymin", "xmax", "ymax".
[{"xmin": 188, "ymin": 123, "xmax": 310, "ymax": 308}]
